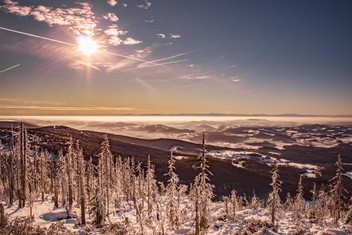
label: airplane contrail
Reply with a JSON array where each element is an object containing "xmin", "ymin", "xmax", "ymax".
[
  {"xmin": 201, "ymin": 65, "xmax": 237, "ymax": 75},
  {"xmin": 123, "ymin": 59, "xmax": 189, "ymax": 71},
  {"xmin": 137, "ymin": 52, "xmax": 192, "ymax": 67},
  {"xmin": 0, "ymin": 26, "xmax": 188, "ymax": 69},
  {"xmin": 0, "ymin": 26, "xmax": 74, "ymax": 46},
  {"xmin": 0, "ymin": 64, "xmax": 20, "ymax": 74}
]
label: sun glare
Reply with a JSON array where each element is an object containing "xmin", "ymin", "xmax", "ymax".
[{"xmin": 77, "ymin": 35, "xmax": 98, "ymax": 56}]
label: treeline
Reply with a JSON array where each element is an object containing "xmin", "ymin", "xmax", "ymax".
[{"xmin": 0, "ymin": 125, "xmax": 351, "ymax": 234}]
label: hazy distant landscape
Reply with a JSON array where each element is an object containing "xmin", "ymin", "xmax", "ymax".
[
  {"xmin": 1, "ymin": 116, "xmax": 352, "ymax": 234},
  {"xmin": 1, "ymin": 115, "xmax": 352, "ymax": 197}
]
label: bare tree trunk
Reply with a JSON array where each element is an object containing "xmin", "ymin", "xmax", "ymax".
[
  {"xmin": 0, "ymin": 203, "xmax": 5, "ymax": 228},
  {"xmin": 9, "ymin": 125, "xmax": 15, "ymax": 206},
  {"xmin": 195, "ymin": 187, "xmax": 200, "ymax": 235}
]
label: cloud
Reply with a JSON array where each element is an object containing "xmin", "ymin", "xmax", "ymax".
[
  {"xmin": 157, "ymin": 33, "xmax": 166, "ymax": 39},
  {"xmin": 194, "ymin": 75, "xmax": 211, "ymax": 80},
  {"xmin": 0, "ymin": 97, "xmax": 66, "ymax": 106},
  {"xmin": 107, "ymin": 0, "xmax": 118, "ymax": 6},
  {"xmin": 103, "ymin": 13, "xmax": 118, "ymax": 22},
  {"xmin": 71, "ymin": 61, "xmax": 101, "ymax": 71},
  {"xmin": 230, "ymin": 76, "xmax": 241, "ymax": 82},
  {"xmin": 137, "ymin": 1, "xmax": 152, "ymax": 10},
  {"xmin": 170, "ymin": 34, "xmax": 181, "ymax": 39},
  {"xmin": 123, "ymin": 37, "xmax": 142, "ymax": 45},
  {"xmin": 1, "ymin": 1, "xmax": 97, "ymax": 36},
  {"xmin": 103, "ymin": 25, "xmax": 127, "ymax": 46},
  {"xmin": 1, "ymin": 1, "xmax": 146, "ymax": 48},
  {"xmin": 157, "ymin": 33, "xmax": 181, "ymax": 39},
  {"xmin": 2, "ymin": 0, "xmax": 30, "ymax": 16},
  {"xmin": 144, "ymin": 19, "xmax": 154, "ymax": 23},
  {"xmin": 0, "ymin": 105, "xmax": 139, "ymax": 111},
  {"xmin": 105, "ymin": 61, "xmax": 131, "ymax": 73}
]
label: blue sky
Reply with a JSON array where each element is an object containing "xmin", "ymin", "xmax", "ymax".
[{"xmin": 0, "ymin": 0, "xmax": 351, "ymax": 115}]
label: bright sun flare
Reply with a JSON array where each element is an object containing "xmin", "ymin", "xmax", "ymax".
[{"xmin": 77, "ymin": 36, "xmax": 98, "ymax": 56}]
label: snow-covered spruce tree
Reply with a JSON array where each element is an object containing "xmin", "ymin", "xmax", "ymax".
[
  {"xmin": 176, "ymin": 184, "xmax": 187, "ymax": 224},
  {"xmin": 229, "ymin": 190, "xmax": 238, "ymax": 219},
  {"xmin": 39, "ymin": 149, "xmax": 51, "ymax": 203},
  {"xmin": 98, "ymin": 134, "xmax": 114, "ymax": 219},
  {"xmin": 65, "ymin": 136, "xmax": 75, "ymax": 211},
  {"xmin": 329, "ymin": 154, "xmax": 347, "ymax": 224},
  {"xmin": 136, "ymin": 161, "xmax": 145, "ymax": 208},
  {"xmin": 155, "ymin": 185, "xmax": 167, "ymax": 235},
  {"xmin": 121, "ymin": 157, "xmax": 133, "ymax": 205},
  {"xmin": 146, "ymin": 155, "xmax": 158, "ymax": 217},
  {"xmin": 249, "ymin": 193, "xmax": 262, "ymax": 209},
  {"xmin": 27, "ymin": 150, "xmax": 35, "ymax": 219},
  {"xmin": 86, "ymin": 156, "xmax": 94, "ymax": 216},
  {"xmin": 268, "ymin": 161, "xmax": 282, "ymax": 226},
  {"xmin": 345, "ymin": 197, "xmax": 352, "ymax": 224},
  {"xmin": 284, "ymin": 192, "xmax": 294, "ymax": 212},
  {"xmin": 0, "ymin": 152, "xmax": 6, "ymax": 201},
  {"xmin": 223, "ymin": 196, "xmax": 229, "ymax": 219},
  {"xmin": 90, "ymin": 186, "xmax": 105, "ymax": 226},
  {"xmin": 74, "ymin": 142, "xmax": 80, "ymax": 203},
  {"xmin": 165, "ymin": 149, "xmax": 180, "ymax": 230},
  {"xmin": 112, "ymin": 156, "xmax": 123, "ymax": 210},
  {"xmin": 307, "ymin": 183, "xmax": 318, "ymax": 220},
  {"xmin": 316, "ymin": 184, "xmax": 328, "ymax": 222},
  {"xmin": 57, "ymin": 150, "xmax": 67, "ymax": 207},
  {"xmin": 191, "ymin": 133, "xmax": 214, "ymax": 234},
  {"xmin": 294, "ymin": 175, "xmax": 304, "ymax": 218},
  {"xmin": 76, "ymin": 143, "xmax": 86, "ymax": 225}
]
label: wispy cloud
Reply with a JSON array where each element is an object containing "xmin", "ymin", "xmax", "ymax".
[
  {"xmin": 137, "ymin": 1, "xmax": 152, "ymax": 10},
  {"xmin": 107, "ymin": 0, "xmax": 118, "ymax": 7},
  {"xmin": 123, "ymin": 37, "xmax": 142, "ymax": 45},
  {"xmin": 72, "ymin": 61, "xmax": 101, "ymax": 71},
  {"xmin": 170, "ymin": 34, "xmax": 181, "ymax": 39},
  {"xmin": 157, "ymin": 33, "xmax": 182, "ymax": 39},
  {"xmin": 144, "ymin": 19, "xmax": 154, "ymax": 23},
  {"xmin": 231, "ymin": 76, "xmax": 241, "ymax": 82},
  {"xmin": 0, "ymin": 105, "xmax": 139, "ymax": 111},
  {"xmin": 178, "ymin": 65, "xmax": 237, "ymax": 80},
  {"xmin": 0, "ymin": 97, "xmax": 66, "ymax": 106},
  {"xmin": 0, "ymin": 64, "xmax": 20, "ymax": 74}
]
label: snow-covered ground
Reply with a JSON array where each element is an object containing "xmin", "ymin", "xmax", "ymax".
[
  {"xmin": 207, "ymin": 150, "xmax": 322, "ymax": 178},
  {"xmin": 3, "ymin": 196, "xmax": 352, "ymax": 234}
]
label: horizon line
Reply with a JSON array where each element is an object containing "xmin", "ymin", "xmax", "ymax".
[{"xmin": 0, "ymin": 113, "xmax": 352, "ymax": 118}]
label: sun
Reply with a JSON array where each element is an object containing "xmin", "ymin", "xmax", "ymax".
[{"xmin": 77, "ymin": 35, "xmax": 98, "ymax": 56}]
